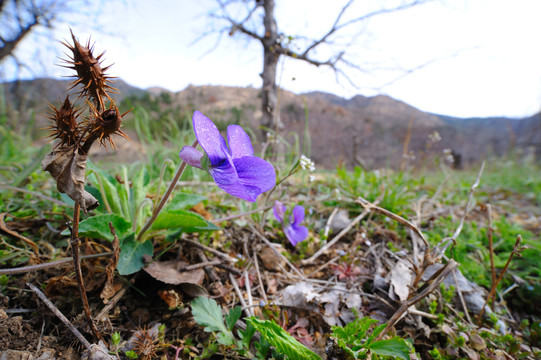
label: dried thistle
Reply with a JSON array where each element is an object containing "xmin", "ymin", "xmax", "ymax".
[
  {"xmin": 44, "ymin": 96, "xmax": 81, "ymax": 148},
  {"xmin": 132, "ymin": 326, "xmax": 159, "ymax": 360},
  {"xmin": 62, "ymin": 29, "xmax": 116, "ymax": 110},
  {"xmin": 82, "ymin": 101, "xmax": 131, "ymax": 152}
]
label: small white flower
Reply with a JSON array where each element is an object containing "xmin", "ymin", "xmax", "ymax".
[
  {"xmin": 428, "ymin": 131, "xmax": 442, "ymax": 143},
  {"xmin": 300, "ymin": 155, "xmax": 316, "ymax": 172},
  {"xmin": 443, "ymin": 149, "xmax": 455, "ymax": 163},
  {"xmin": 309, "ymin": 175, "xmax": 315, "ymax": 183}
]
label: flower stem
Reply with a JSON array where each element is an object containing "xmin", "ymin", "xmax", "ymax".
[{"xmin": 136, "ymin": 138, "xmax": 198, "ymax": 242}]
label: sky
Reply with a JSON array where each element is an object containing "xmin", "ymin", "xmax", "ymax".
[{"xmin": 3, "ymin": 0, "xmax": 541, "ymax": 119}]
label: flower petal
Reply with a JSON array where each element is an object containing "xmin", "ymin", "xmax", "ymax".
[
  {"xmin": 233, "ymin": 156, "xmax": 276, "ymax": 194},
  {"xmin": 192, "ymin": 111, "xmax": 227, "ymax": 165},
  {"xmin": 215, "ymin": 181, "xmax": 261, "ymax": 202},
  {"xmin": 227, "ymin": 125, "xmax": 254, "ymax": 158},
  {"xmin": 285, "ymin": 223, "xmax": 308, "ymax": 247},
  {"xmin": 179, "ymin": 146, "xmax": 203, "ymax": 169},
  {"xmin": 291, "ymin": 205, "xmax": 305, "ymax": 226},
  {"xmin": 273, "ymin": 201, "xmax": 286, "ymax": 223},
  {"xmin": 209, "ymin": 148, "xmax": 238, "ymax": 185}
]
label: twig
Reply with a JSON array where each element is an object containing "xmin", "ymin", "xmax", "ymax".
[
  {"xmin": 452, "ymin": 269, "xmax": 472, "ymax": 324},
  {"xmin": 180, "ymin": 237, "xmax": 237, "ymax": 263},
  {"xmin": 71, "ymin": 202, "xmax": 102, "ymax": 341},
  {"xmin": 0, "ymin": 252, "xmax": 112, "ymax": 275},
  {"xmin": 477, "ymin": 235, "xmax": 525, "ymax": 324},
  {"xmin": 244, "ymin": 270, "xmax": 255, "ymax": 317},
  {"xmin": 323, "ymin": 207, "xmax": 340, "ymax": 238},
  {"xmin": 377, "ymin": 259, "xmax": 458, "ymax": 340},
  {"xmin": 27, "ymin": 282, "xmax": 92, "ymax": 350},
  {"xmin": 0, "ymin": 185, "xmax": 69, "ymax": 207},
  {"xmin": 486, "ymin": 203, "xmax": 496, "ymax": 305},
  {"xmin": 229, "ymin": 273, "xmax": 250, "ymax": 318},
  {"xmin": 0, "ymin": 212, "xmax": 40, "ymax": 255},
  {"xmin": 249, "ymin": 224, "xmax": 305, "ymax": 279},
  {"xmin": 356, "ymin": 196, "xmax": 429, "ymax": 248},
  {"xmin": 437, "ymin": 161, "xmax": 485, "ymax": 255},
  {"xmin": 301, "ymin": 206, "xmax": 372, "ymax": 266},
  {"xmin": 253, "ymin": 249, "xmax": 268, "ymax": 304},
  {"xmin": 212, "ymin": 204, "xmax": 273, "ymax": 223},
  {"xmin": 137, "ymin": 138, "xmax": 198, "ymax": 242}
]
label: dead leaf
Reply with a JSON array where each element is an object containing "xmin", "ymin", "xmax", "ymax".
[
  {"xmin": 388, "ymin": 260, "xmax": 413, "ymax": 302},
  {"xmin": 259, "ymin": 244, "xmax": 286, "ymax": 271},
  {"xmin": 143, "ymin": 260, "xmax": 205, "ymax": 285},
  {"xmin": 158, "ymin": 289, "xmax": 183, "ymax": 308},
  {"xmin": 190, "ymin": 203, "xmax": 213, "ymax": 221},
  {"xmin": 41, "ymin": 145, "xmax": 98, "ymax": 213}
]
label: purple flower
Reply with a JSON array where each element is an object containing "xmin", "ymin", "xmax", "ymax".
[
  {"xmin": 273, "ymin": 201, "xmax": 309, "ymax": 247},
  {"xmin": 179, "ymin": 111, "xmax": 276, "ymax": 202}
]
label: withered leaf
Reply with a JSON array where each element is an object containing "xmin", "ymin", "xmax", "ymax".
[
  {"xmin": 41, "ymin": 145, "xmax": 99, "ymax": 213},
  {"xmin": 143, "ymin": 260, "xmax": 205, "ymax": 285}
]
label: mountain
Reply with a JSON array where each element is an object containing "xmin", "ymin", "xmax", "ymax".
[{"xmin": 2, "ymin": 78, "xmax": 539, "ymax": 169}]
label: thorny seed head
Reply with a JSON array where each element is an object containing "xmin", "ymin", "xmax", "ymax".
[
  {"xmin": 44, "ymin": 96, "xmax": 81, "ymax": 147},
  {"xmin": 62, "ymin": 29, "xmax": 116, "ymax": 110},
  {"xmin": 84, "ymin": 102, "xmax": 131, "ymax": 150},
  {"xmin": 133, "ymin": 326, "xmax": 159, "ymax": 360}
]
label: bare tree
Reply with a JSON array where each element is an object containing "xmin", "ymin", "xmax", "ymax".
[{"xmin": 206, "ymin": 0, "xmax": 432, "ymax": 133}]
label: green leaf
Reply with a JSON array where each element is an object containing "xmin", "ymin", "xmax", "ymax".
[
  {"xmin": 117, "ymin": 234, "xmax": 153, "ymax": 275},
  {"xmin": 150, "ymin": 209, "xmax": 219, "ymax": 232},
  {"xmin": 247, "ymin": 317, "xmax": 321, "ymax": 360},
  {"xmin": 368, "ymin": 338, "xmax": 412, "ymax": 360},
  {"xmin": 225, "ymin": 306, "xmax": 242, "ymax": 331},
  {"xmin": 165, "ymin": 193, "xmax": 207, "ymax": 211},
  {"xmin": 61, "ymin": 214, "xmax": 131, "ymax": 241},
  {"xmin": 191, "ymin": 296, "xmax": 229, "ymax": 334},
  {"xmin": 191, "ymin": 297, "xmax": 235, "ymax": 346},
  {"xmin": 238, "ymin": 322, "xmax": 256, "ymax": 349}
]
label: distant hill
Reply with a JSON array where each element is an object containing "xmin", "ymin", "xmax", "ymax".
[{"xmin": 2, "ymin": 78, "xmax": 539, "ymax": 169}]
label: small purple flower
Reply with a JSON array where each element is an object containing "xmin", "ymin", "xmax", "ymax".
[
  {"xmin": 273, "ymin": 201, "xmax": 309, "ymax": 247},
  {"xmin": 179, "ymin": 111, "xmax": 276, "ymax": 202}
]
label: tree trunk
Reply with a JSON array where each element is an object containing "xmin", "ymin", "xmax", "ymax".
[{"xmin": 260, "ymin": 0, "xmax": 280, "ymax": 135}]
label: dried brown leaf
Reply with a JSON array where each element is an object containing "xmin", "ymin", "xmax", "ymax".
[{"xmin": 41, "ymin": 145, "xmax": 99, "ymax": 213}]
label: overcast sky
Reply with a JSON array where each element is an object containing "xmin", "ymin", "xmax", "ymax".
[{"xmin": 3, "ymin": 0, "xmax": 541, "ymax": 119}]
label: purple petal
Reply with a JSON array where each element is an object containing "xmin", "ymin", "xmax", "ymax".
[
  {"xmin": 285, "ymin": 223, "xmax": 309, "ymax": 247},
  {"xmin": 291, "ymin": 205, "xmax": 305, "ymax": 226},
  {"xmin": 233, "ymin": 156, "xmax": 276, "ymax": 194},
  {"xmin": 192, "ymin": 111, "xmax": 227, "ymax": 165},
  {"xmin": 179, "ymin": 146, "xmax": 203, "ymax": 169},
  {"xmin": 227, "ymin": 125, "xmax": 254, "ymax": 159},
  {"xmin": 215, "ymin": 181, "xmax": 261, "ymax": 202},
  {"xmin": 209, "ymin": 149, "xmax": 238, "ymax": 185},
  {"xmin": 273, "ymin": 201, "xmax": 286, "ymax": 223}
]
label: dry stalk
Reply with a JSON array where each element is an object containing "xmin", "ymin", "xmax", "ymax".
[
  {"xmin": 70, "ymin": 202, "xmax": 102, "ymax": 340},
  {"xmin": 301, "ymin": 205, "xmax": 374, "ymax": 266},
  {"xmin": 486, "ymin": 203, "xmax": 496, "ymax": 305},
  {"xmin": 253, "ymin": 249, "xmax": 268, "ymax": 304},
  {"xmin": 229, "ymin": 273, "xmax": 251, "ymax": 318},
  {"xmin": 357, "ymin": 196, "xmax": 429, "ymax": 248},
  {"xmin": 477, "ymin": 235, "xmax": 525, "ymax": 324},
  {"xmin": 0, "ymin": 252, "xmax": 112, "ymax": 275},
  {"xmin": 377, "ymin": 259, "xmax": 458, "ymax": 340}
]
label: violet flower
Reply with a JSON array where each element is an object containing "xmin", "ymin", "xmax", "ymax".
[
  {"xmin": 273, "ymin": 201, "xmax": 309, "ymax": 247},
  {"xmin": 179, "ymin": 111, "xmax": 276, "ymax": 202}
]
